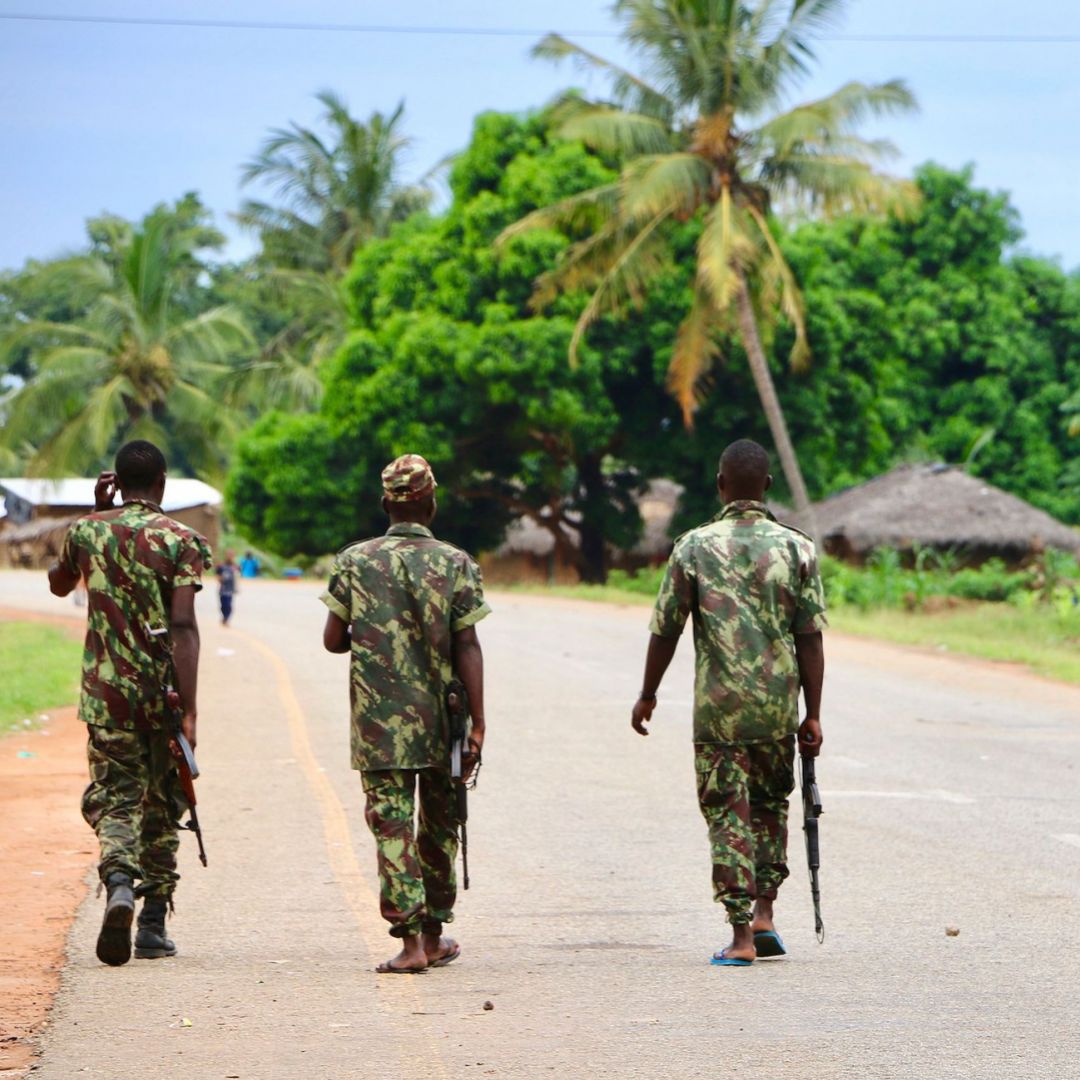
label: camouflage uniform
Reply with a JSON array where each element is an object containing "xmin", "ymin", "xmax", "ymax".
[
  {"xmin": 321, "ymin": 455, "xmax": 490, "ymax": 938},
  {"xmin": 58, "ymin": 500, "xmax": 211, "ymax": 898},
  {"xmin": 650, "ymin": 500, "xmax": 827, "ymax": 925}
]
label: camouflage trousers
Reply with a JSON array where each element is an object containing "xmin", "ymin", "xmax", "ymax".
[
  {"xmin": 361, "ymin": 768, "xmax": 458, "ymax": 938},
  {"xmin": 694, "ymin": 736, "xmax": 796, "ymax": 925},
  {"xmin": 81, "ymin": 725, "xmax": 181, "ymax": 900}
]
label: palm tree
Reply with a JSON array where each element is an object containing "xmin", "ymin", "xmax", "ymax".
[
  {"xmin": 236, "ymin": 91, "xmax": 430, "ymax": 275},
  {"xmin": 0, "ymin": 212, "xmax": 251, "ymax": 481},
  {"xmin": 500, "ymin": 0, "xmax": 917, "ymax": 519},
  {"xmin": 234, "ymin": 91, "xmax": 430, "ymax": 411}
]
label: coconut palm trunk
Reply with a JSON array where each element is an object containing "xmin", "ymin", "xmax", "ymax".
[
  {"xmin": 734, "ymin": 269, "xmax": 818, "ymax": 539},
  {"xmin": 503, "ymin": 2, "xmax": 916, "ymax": 557}
]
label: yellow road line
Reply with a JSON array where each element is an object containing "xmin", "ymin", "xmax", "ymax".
[{"xmin": 234, "ymin": 629, "xmax": 448, "ymax": 1079}]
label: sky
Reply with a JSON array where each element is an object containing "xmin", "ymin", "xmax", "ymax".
[{"xmin": 2, "ymin": 0, "xmax": 1080, "ymax": 271}]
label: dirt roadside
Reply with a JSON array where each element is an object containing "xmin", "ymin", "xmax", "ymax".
[{"xmin": 0, "ymin": 608, "xmax": 90, "ymax": 1077}]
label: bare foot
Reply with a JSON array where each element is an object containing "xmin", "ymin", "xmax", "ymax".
[
  {"xmin": 751, "ymin": 898, "xmax": 776, "ymax": 935},
  {"xmin": 713, "ymin": 922, "xmax": 756, "ymax": 963},
  {"xmin": 376, "ymin": 936, "xmax": 428, "ymax": 973},
  {"xmin": 422, "ymin": 934, "xmax": 461, "ymax": 968}
]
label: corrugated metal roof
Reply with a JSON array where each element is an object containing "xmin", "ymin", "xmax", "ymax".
[{"xmin": 0, "ymin": 477, "xmax": 223, "ymax": 513}]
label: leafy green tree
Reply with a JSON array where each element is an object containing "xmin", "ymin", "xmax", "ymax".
[
  {"xmin": 0, "ymin": 197, "xmax": 251, "ymax": 480},
  {"xmin": 230, "ymin": 111, "xmax": 652, "ymax": 579},
  {"xmin": 775, "ymin": 164, "xmax": 1080, "ymax": 522},
  {"xmin": 503, "ymin": 0, "xmax": 917, "ymax": 521}
]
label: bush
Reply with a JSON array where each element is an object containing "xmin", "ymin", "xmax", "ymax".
[{"xmin": 605, "ymin": 548, "xmax": 1078, "ymax": 613}]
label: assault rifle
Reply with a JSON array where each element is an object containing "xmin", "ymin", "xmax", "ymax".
[
  {"xmin": 446, "ymin": 678, "xmax": 474, "ymax": 890},
  {"xmin": 165, "ymin": 688, "xmax": 208, "ymax": 867},
  {"xmin": 801, "ymin": 755, "xmax": 824, "ymax": 942},
  {"xmin": 148, "ymin": 624, "xmax": 207, "ymax": 867}
]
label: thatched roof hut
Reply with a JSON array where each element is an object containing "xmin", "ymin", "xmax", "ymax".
[{"xmin": 782, "ymin": 464, "xmax": 1079, "ymax": 562}]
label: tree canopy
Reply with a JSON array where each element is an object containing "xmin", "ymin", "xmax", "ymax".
[
  {"xmin": 502, "ymin": 0, "xmax": 917, "ymax": 519},
  {"xmin": 0, "ymin": 195, "xmax": 250, "ymax": 480},
  {"xmin": 229, "ymin": 110, "xmax": 1080, "ymax": 577}
]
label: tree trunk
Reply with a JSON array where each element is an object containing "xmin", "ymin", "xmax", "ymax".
[
  {"xmin": 733, "ymin": 270, "xmax": 819, "ymax": 542},
  {"xmin": 575, "ymin": 453, "xmax": 609, "ymax": 584}
]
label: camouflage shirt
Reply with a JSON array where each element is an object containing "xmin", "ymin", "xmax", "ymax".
[
  {"xmin": 649, "ymin": 500, "xmax": 827, "ymax": 744},
  {"xmin": 58, "ymin": 500, "xmax": 212, "ymax": 731},
  {"xmin": 320, "ymin": 523, "xmax": 491, "ymax": 772}
]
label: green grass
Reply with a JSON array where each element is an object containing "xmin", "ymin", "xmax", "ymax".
[
  {"xmin": 0, "ymin": 622, "xmax": 82, "ymax": 734},
  {"xmin": 829, "ymin": 605, "xmax": 1080, "ymax": 684}
]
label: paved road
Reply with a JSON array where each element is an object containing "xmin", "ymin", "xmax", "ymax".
[{"xmin": 4, "ymin": 570, "xmax": 1080, "ymax": 1079}]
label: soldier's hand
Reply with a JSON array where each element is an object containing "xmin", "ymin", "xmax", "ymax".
[
  {"xmin": 631, "ymin": 697, "xmax": 656, "ymax": 736},
  {"xmin": 462, "ymin": 725, "xmax": 484, "ymax": 781},
  {"xmin": 94, "ymin": 471, "xmax": 118, "ymax": 511},
  {"xmin": 798, "ymin": 716, "xmax": 822, "ymax": 758},
  {"xmin": 181, "ymin": 712, "xmax": 198, "ymax": 751}
]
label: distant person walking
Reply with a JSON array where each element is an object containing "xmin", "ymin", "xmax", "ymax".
[
  {"xmin": 216, "ymin": 550, "xmax": 238, "ymax": 626},
  {"xmin": 320, "ymin": 454, "xmax": 489, "ymax": 973},
  {"xmin": 630, "ymin": 439, "xmax": 827, "ymax": 966},
  {"xmin": 47, "ymin": 440, "xmax": 211, "ymax": 966},
  {"xmin": 239, "ymin": 551, "xmax": 260, "ymax": 579}
]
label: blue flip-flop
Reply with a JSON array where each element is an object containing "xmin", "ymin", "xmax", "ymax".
[
  {"xmin": 710, "ymin": 951, "xmax": 753, "ymax": 967},
  {"xmin": 753, "ymin": 930, "xmax": 787, "ymax": 959}
]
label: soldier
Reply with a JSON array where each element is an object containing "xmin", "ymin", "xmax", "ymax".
[
  {"xmin": 630, "ymin": 439, "xmax": 826, "ymax": 966},
  {"xmin": 47, "ymin": 440, "xmax": 211, "ymax": 966},
  {"xmin": 321, "ymin": 454, "xmax": 489, "ymax": 974}
]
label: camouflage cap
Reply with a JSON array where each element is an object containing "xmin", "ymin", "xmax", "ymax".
[{"xmin": 381, "ymin": 454, "xmax": 438, "ymax": 503}]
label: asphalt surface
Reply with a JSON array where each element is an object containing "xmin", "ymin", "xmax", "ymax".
[{"xmin": 3, "ymin": 570, "xmax": 1080, "ymax": 1079}]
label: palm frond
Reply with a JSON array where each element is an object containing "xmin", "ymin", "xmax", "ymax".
[
  {"xmin": 620, "ymin": 153, "xmax": 713, "ymax": 221},
  {"xmin": 495, "ymin": 182, "xmax": 622, "ymax": 246},
  {"xmin": 760, "ymin": 0, "xmax": 848, "ymax": 83},
  {"xmin": 166, "ymin": 306, "xmax": 254, "ymax": 369},
  {"xmin": 532, "ymin": 32, "xmax": 675, "ymax": 121},
  {"xmin": 696, "ymin": 186, "xmax": 757, "ymax": 313},
  {"xmin": 763, "ymin": 154, "xmax": 920, "ymax": 217},
  {"xmin": 0, "ymin": 318, "xmax": 107, "ymax": 365},
  {"xmin": 530, "ymin": 221, "xmax": 625, "ymax": 310},
  {"xmin": 567, "ymin": 208, "xmax": 672, "ymax": 363},
  {"xmin": 550, "ymin": 97, "xmax": 674, "ymax": 156},
  {"xmin": 666, "ymin": 287, "xmax": 722, "ymax": 427},
  {"xmin": 756, "ymin": 80, "xmax": 917, "ymax": 158},
  {"xmin": 0, "ymin": 346, "xmax": 110, "ymax": 448}
]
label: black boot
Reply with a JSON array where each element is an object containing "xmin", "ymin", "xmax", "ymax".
[
  {"xmin": 96, "ymin": 871, "xmax": 135, "ymax": 966},
  {"xmin": 134, "ymin": 897, "xmax": 177, "ymax": 959}
]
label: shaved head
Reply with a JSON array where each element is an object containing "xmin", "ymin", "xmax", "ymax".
[{"xmin": 718, "ymin": 439, "xmax": 772, "ymax": 502}]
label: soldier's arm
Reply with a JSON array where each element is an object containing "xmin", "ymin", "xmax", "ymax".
[
  {"xmin": 794, "ymin": 630, "xmax": 824, "ymax": 757},
  {"xmin": 630, "ymin": 633, "xmax": 680, "ymax": 735},
  {"xmin": 48, "ymin": 561, "xmax": 80, "ymax": 597},
  {"xmin": 171, "ymin": 585, "xmax": 200, "ymax": 749},
  {"xmin": 48, "ymin": 526, "xmax": 82, "ymax": 597},
  {"xmin": 323, "ymin": 612, "xmax": 351, "ymax": 653},
  {"xmin": 452, "ymin": 626, "xmax": 485, "ymax": 767}
]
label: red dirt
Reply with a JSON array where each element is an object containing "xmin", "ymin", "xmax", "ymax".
[{"xmin": 0, "ymin": 608, "xmax": 92, "ymax": 1077}]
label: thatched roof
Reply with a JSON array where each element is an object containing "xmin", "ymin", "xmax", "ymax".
[{"xmin": 782, "ymin": 464, "xmax": 1080, "ymax": 559}]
